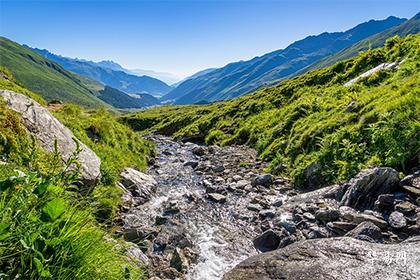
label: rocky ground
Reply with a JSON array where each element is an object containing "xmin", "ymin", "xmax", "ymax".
[{"xmin": 117, "ymin": 135, "xmax": 420, "ymax": 280}]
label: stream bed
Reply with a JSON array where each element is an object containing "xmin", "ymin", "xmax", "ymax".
[{"xmin": 120, "ymin": 136, "xmax": 291, "ymax": 279}]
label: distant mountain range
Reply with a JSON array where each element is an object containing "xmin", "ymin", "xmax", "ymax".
[
  {"xmin": 163, "ymin": 16, "xmax": 407, "ymax": 104},
  {"xmin": 29, "ymin": 48, "xmax": 172, "ymax": 97},
  {"xmin": 0, "ymin": 37, "xmax": 160, "ymax": 109}
]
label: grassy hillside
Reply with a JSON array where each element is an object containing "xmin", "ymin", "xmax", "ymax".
[
  {"xmin": 0, "ymin": 37, "xmax": 109, "ymax": 108},
  {"xmin": 123, "ymin": 34, "xmax": 420, "ymax": 189},
  {"xmin": 0, "ymin": 73, "xmax": 153, "ymax": 278}
]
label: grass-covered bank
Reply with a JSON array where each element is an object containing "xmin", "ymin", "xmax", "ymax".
[
  {"xmin": 122, "ymin": 35, "xmax": 420, "ymax": 189},
  {"xmin": 0, "ymin": 71, "xmax": 152, "ymax": 278}
]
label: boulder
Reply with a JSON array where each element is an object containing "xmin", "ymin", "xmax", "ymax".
[
  {"xmin": 192, "ymin": 146, "xmax": 206, "ymax": 156},
  {"xmin": 0, "ymin": 90, "xmax": 101, "ymax": 186},
  {"xmin": 341, "ymin": 167, "xmax": 400, "ymax": 210},
  {"xmin": 388, "ymin": 211, "xmax": 407, "ymax": 229},
  {"xmin": 223, "ymin": 237, "xmax": 420, "ymax": 280},
  {"xmin": 253, "ymin": 229, "xmax": 285, "ymax": 252},
  {"xmin": 345, "ymin": 221, "xmax": 383, "ymax": 242},
  {"xmin": 120, "ymin": 168, "xmax": 157, "ymax": 204},
  {"xmin": 315, "ymin": 209, "xmax": 340, "ymax": 222}
]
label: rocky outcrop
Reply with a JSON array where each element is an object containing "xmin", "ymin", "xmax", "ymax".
[
  {"xmin": 0, "ymin": 89, "xmax": 101, "ymax": 185},
  {"xmin": 341, "ymin": 167, "xmax": 400, "ymax": 210},
  {"xmin": 224, "ymin": 236, "xmax": 420, "ymax": 280}
]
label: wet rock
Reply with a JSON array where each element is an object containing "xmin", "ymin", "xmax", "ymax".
[
  {"xmin": 374, "ymin": 194, "xmax": 394, "ymax": 210},
  {"xmin": 345, "ymin": 221, "xmax": 382, "ymax": 242},
  {"xmin": 307, "ymin": 226, "xmax": 328, "ymax": 239},
  {"xmin": 124, "ymin": 227, "xmax": 158, "ymax": 243},
  {"xmin": 223, "ymin": 237, "xmax": 420, "ymax": 280},
  {"xmin": 120, "ymin": 168, "xmax": 157, "ymax": 204},
  {"xmin": 251, "ymin": 174, "xmax": 273, "ymax": 187},
  {"xmin": 0, "ymin": 90, "xmax": 101, "ymax": 186},
  {"xmin": 259, "ymin": 209, "xmax": 276, "ymax": 219},
  {"xmin": 253, "ymin": 229, "xmax": 285, "ymax": 252},
  {"xmin": 395, "ymin": 201, "xmax": 416, "ymax": 214},
  {"xmin": 351, "ymin": 213, "xmax": 388, "ymax": 229},
  {"xmin": 273, "ymin": 217, "xmax": 296, "ymax": 234},
  {"xmin": 388, "ymin": 211, "xmax": 407, "ymax": 229},
  {"xmin": 400, "ymin": 172, "xmax": 420, "ymax": 188},
  {"xmin": 315, "ymin": 209, "xmax": 340, "ymax": 222},
  {"xmin": 247, "ymin": 204, "xmax": 262, "ymax": 212},
  {"xmin": 302, "ymin": 212, "xmax": 315, "ymax": 221},
  {"xmin": 341, "ymin": 167, "xmax": 400, "ymax": 210},
  {"xmin": 212, "ymin": 165, "xmax": 225, "ymax": 173},
  {"xmin": 326, "ymin": 221, "xmax": 357, "ymax": 234},
  {"xmin": 207, "ymin": 193, "xmax": 227, "ymax": 203},
  {"xmin": 232, "ymin": 175, "xmax": 242, "ymax": 182},
  {"xmin": 271, "ymin": 199, "xmax": 284, "ymax": 207},
  {"xmin": 235, "ymin": 180, "xmax": 249, "ymax": 189},
  {"xmin": 401, "ymin": 185, "xmax": 420, "ymax": 197},
  {"xmin": 170, "ymin": 248, "xmax": 189, "ymax": 272},
  {"xmin": 183, "ymin": 161, "xmax": 198, "ymax": 168}
]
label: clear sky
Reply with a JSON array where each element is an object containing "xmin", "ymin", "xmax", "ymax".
[{"xmin": 0, "ymin": 0, "xmax": 418, "ymax": 78}]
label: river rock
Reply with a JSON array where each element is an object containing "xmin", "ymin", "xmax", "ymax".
[
  {"xmin": 395, "ymin": 201, "xmax": 416, "ymax": 214},
  {"xmin": 251, "ymin": 174, "xmax": 273, "ymax": 187},
  {"xmin": 388, "ymin": 211, "xmax": 407, "ymax": 229},
  {"xmin": 192, "ymin": 146, "xmax": 206, "ymax": 156},
  {"xmin": 340, "ymin": 167, "xmax": 400, "ymax": 210},
  {"xmin": 345, "ymin": 221, "xmax": 383, "ymax": 242},
  {"xmin": 223, "ymin": 237, "xmax": 420, "ymax": 280},
  {"xmin": 207, "ymin": 193, "xmax": 226, "ymax": 203},
  {"xmin": 253, "ymin": 229, "xmax": 285, "ymax": 252},
  {"xmin": 0, "ymin": 89, "xmax": 101, "ymax": 186},
  {"xmin": 120, "ymin": 168, "xmax": 157, "ymax": 204},
  {"xmin": 315, "ymin": 209, "xmax": 340, "ymax": 222}
]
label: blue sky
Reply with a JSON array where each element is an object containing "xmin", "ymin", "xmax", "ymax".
[{"xmin": 0, "ymin": 0, "xmax": 418, "ymax": 78}]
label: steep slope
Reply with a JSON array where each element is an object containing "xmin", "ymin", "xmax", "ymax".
[
  {"xmin": 98, "ymin": 86, "xmax": 160, "ymax": 109},
  {"xmin": 31, "ymin": 48, "xmax": 172, "ymax": 97},
  {"xmin": 297, "ymin": 12, "xmax": 420, "ymax": 75},
  {"xmin": 123, "ymin": 34, "xmax": 420, "ymax": 189},
  {"xmin": 163, "ymin": 16, "xmax": 405, "ymax": 104},
  {"xmin": 0, "ymin": 36, "xmax": 108, "ymax": 108}
]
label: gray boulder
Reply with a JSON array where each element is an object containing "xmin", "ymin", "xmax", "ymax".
[
  {"xmin": 0, "ymin": 90, "xmax": 101, "ymax": 185},
  {"xmin": 253, "ymin": 229, "xmax": 285, "ymax": 252},
  {"xmin": 341, "ymin": 167, "xmax": 399, "ymax": 210},
  {"xmin": 388, "ymin": 211, "xmax": 407, "ymax": 229},
  {"xmin": 345, "ymin": 221, "xmax": 382, "ymax": 242},
  {"xmin": 223, "ymin": 237, "xmax": 420, "ymax": 280},
  {"xmin": 120, "ymin": 168, "xmax": 157, "ymax": 204}
]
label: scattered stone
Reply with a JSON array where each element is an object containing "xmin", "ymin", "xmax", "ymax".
[
  {"xmin": 183, "ymin": 161, "xmax": 198, "ymax": 168},
  {"xmin": 247, "ymin": 204, "xmax": 263, "ymax": 212},
  {"xmin": 351, "ymin": 213, "xmax": 388, "ymax": 229},
  {"xmin": 302, "ymin": 212, "xmax": 315, "ymax": 221},
  {"xmin": 395, "ymin": 201, "xmax": 416, "ymax": 214},
  {"xmin": 170, "ymin": 248, "xmax": 189, "ymax": 272},
  {"xmin": 271, "ymin": 199, "xmax": 284, "ymax": 207},
  {"xmin": 326, "ymin": 221, "xmax": 357, "ymax": 233},
  {"xmin": 259, "ymin": 209, "xmax": 276, "ymax": 219},
  {"xmin": 388, "ymin": 211, "xmax": 407, "ymax": 229},
  {"xmin": 212, "ymin": 165, "xmax": 225, "ymax": 173},
  {"xmin": 315, "ymin": 209, "xmax": 340, "ymax": 222},
  {"xmin": 207, "ymin": 193, "xmax": 227, "ymax": 203},
  {"xmin": 251, "ymin": 174, "xmax": 274, "ymax": 187},
  {"xmin": 401, "ymin": 185, "xmax": 420, "ymax": 197},
  {"xmin": 341, "ymin": 167, "xmax": 400, "ymax": 210},
  {"xmin": 192, "ymin": 146, "xmax": 206, "ymax": 156}
]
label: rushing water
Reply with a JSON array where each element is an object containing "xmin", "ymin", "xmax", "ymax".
[{"xmin": 123, "ymin": 136, "xmax": 288, "ymax": 279}]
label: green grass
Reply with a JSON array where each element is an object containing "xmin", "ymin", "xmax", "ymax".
[
  {"xmin": 0, "ymin": 73, "xmax": 153, "ymax": 278},
  {"xmin": 0, "ymin": 37, "xmax": 109, "ymax": 108},
  {"xmin": 123, "ymin": 34, "xmax": 420, "ymax": 189}
]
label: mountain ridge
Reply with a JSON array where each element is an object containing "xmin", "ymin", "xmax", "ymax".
[{"xmin": 163, "ymin": 15, "xmax": 406, "ymax": 104}]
